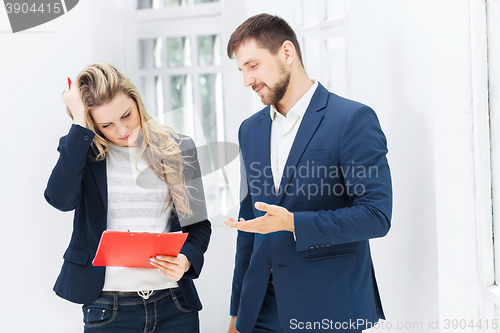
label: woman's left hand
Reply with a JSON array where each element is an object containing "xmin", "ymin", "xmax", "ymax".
[{"xmin": 150, "ymin": 254, "xmax": 191, "ymax": 281}]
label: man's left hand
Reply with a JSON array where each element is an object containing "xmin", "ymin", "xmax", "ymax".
[{"xmin": 224, "ymin": 202, "xmax": 294, "ymax": 234}]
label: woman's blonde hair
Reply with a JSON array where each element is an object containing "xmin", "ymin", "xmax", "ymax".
[{"xmin": 66, "ymin": 62, "xmax": 192, "ymax": 217}]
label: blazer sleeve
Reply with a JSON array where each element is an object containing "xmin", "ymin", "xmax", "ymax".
[
  {"xmin": 293, "ymin": 106, "xmax": 392, "ymax": 252},
  {"xmin": 229, "ymin": 125, "xmax": 256, "ymax": 316},
  {"xmin": 44, "ymin": 124, "xmax": 95, "ymax": 212},
  {"xmin": 177, "ymin": 136, "xmax": 212, "ymax": 280}
]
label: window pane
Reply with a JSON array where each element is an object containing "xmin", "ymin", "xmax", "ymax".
[
  {"xmin": 199, "ymin": 74, "xmax": 216, "ymax": 142},
  {"xmin": 302, "ymin": 0, "xmax": 320, "ymax": 26},
  {"xmin": 167, "ymin": 37, "xmax": 192, "ymax": 68},
  {"xmin": 326, "ymin": 0, "xmax": 346, "ymax": 20},
  {"xmin": 167, "ymin": 38, "xmax": 182, "ymax": 68},
  {"xmin": 164, "ymin": 0, "xmax": 187, "ymax": 7},
  {"xmin": 138, "ymin": 0, "xmax": 152, "ymax": 9},
  {"xmin": 137, "ymin": 0, "xmax": 160, "ymax": 9},
  {"xmin": 198, "ymin": 35, "xmax": 221, "ymax": 66},
  {"xmin": 199, "ymin": 73, "xmax": 224, "ymax": 143},
  {"xmin": 214, "ymin": 72, "xmax": 224, "ymax": 141},
  {"xmin": 155, "ymin": 75, "xmax": 165, "ymax": 124},
  {"xmin": 195, "ymin": 0, "xmax": 218, "ymax": 3},
  {"xmin": 170, "ymin": 75, "xmax": 194, "ymax": 132},
  {"xmin": 139, "ymin": 38, "xmax": 163, "ymax": 69},
  {"xmin": 198, "ymin": 36, "xmax": 212, "ymax": 66},
  {"xmin": 139, "ymin": 75, "xmax": 163, "ymax": 118}
]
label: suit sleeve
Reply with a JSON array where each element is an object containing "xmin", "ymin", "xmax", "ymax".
[
  {"xmin": 293, "ymin": 106, "xmax": 392, "ymax": 252},
  {"xmin": 177, "ymin": 137, "xmax": 212, "ymax": 280},
  {"xmin": 44, "ymin": 124, "xmax": 95, "ymax": 212},
  {"xmin": 229, "ymin": 125, "xmax": 256, "ymax": 316}
]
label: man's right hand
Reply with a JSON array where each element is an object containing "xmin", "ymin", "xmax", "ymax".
[{"xmin": 228, "ymin": 316, "xmax": 239, "ymax": 333}]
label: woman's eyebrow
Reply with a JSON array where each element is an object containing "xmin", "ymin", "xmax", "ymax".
[
  {"xmin": 98, "ymin": 108, "xmax": 131, "ymax": 124},
  {"xmin": 122, "ymin": 107, "xmax": 131, "ymax": 116}
]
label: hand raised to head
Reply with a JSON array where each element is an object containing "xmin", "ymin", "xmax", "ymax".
[{"xmin": 63, "ymin": 78, "xmax": 86, "ymax": 127}]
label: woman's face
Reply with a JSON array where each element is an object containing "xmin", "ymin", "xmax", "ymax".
[{"xmin": 90, "ymin": 93, "xmax": 141, "ymax": 147}]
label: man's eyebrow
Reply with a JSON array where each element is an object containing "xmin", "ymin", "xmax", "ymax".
[{"xmin": 98, "ymin": 107, "xmax": 131, "ymax": 124}]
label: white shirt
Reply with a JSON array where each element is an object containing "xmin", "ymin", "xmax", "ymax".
[
  {"xmin": 102, "ymin": 143, "xmax": 178, "ymax": 291},
  {"xmin": 270, "ymin": 80, "xmax": 318, "ymax": 192}
]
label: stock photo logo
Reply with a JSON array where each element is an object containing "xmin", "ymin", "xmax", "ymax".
[{"xmin": 3, "ymin": 0, "xmax": 79, "ymax": 33}]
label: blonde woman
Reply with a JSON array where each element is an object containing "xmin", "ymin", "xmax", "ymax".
[{"xmin": 45, "ymin": 63, "xmax": 211, "ymax": 332}]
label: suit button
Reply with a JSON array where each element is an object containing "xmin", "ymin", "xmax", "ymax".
[
  {"xmin": 315, "ymin": 245, "xmax": 320, "ymax": 249},
  {"xmin": 309, "ymin": 246, "xmax": 315, "ymax": 250},
  {"xmin": 266, "ymin": 261, "xmax": 271, "ymax": 269},
  {"xmin": 83, "ymin": 135, "xmax": 89, "ymax": 141},
  {"xmin": 325, "ymin": 244, "xmax": 330, "ymax": 247}
]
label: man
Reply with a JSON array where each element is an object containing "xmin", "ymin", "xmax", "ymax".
[{"xmin": 224, "ymin": 14, "xmax": 392, "ymax": 333}]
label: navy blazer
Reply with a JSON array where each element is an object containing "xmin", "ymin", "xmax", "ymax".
[
  {"xmin": 44, "ymin": 124, "xmax": 211, "ymax": 310},
  {"xmin": 231, "ymin": 83, "xmax": 392, "ymax": 332}
]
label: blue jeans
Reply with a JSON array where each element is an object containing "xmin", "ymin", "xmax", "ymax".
[{"xmin": 82, "ymin": 288, "xmax": 199, "ymax": 333}]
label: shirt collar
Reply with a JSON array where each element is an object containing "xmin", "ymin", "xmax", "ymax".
[{"xmin": 270, "ymin": 80, "xmax": 319, "ymax": 121}]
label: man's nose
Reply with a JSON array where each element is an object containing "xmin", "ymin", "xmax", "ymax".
[{"xmin": 243, "ymin": 72, "xmax": 255, "ymax": 87}]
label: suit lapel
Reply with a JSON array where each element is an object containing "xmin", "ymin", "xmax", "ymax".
[
  {"xmin": 87, "ymin": 149, "xmax": 108, "ymax": 213},
  {"xmin": 255, "ymin": 107, "xmax": 276, "ymax": 204},
  {"xmin": 274, "ymin": 84, "xmax": 329, "ymax": 205}
]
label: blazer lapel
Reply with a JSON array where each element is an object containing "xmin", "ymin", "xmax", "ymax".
[
  {"xmin": 274, "ymin": 84, "xmax": 329, "ymax": 205},
  {"xmin": 87, "ymin": 150, "xmax": 108, "ymax": 213},
  {"xmin": 255, "ymin": 107, "xmax": 276, "ymax": 204}
]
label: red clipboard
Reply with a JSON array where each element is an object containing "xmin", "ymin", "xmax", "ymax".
[{"xmin": 92, "ymin": 231, "xmax": 188, "ymax": 268}]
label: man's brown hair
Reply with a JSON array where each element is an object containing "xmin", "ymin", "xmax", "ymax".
[{"xmin": 227, "ymin": 13, "xmax": 303, "ymax": 66}]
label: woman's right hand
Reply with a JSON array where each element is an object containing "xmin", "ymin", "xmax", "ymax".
[{"xmin": 63, "ymin": 79, "xmax": 86, "ymax": 127}]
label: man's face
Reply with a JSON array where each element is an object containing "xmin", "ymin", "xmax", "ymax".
[{"xmin": 235, "ymin": 39, "xmax": 291, "ymax": 106}]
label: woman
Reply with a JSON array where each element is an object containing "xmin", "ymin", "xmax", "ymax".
[{"xmin": 44, "ymin": 63, "xmax": 211, "ymax": 332}]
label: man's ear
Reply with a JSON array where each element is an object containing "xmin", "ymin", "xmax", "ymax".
[{"xmin": 281, "ymin": 40, "xmax": 296, "ymax": 65}]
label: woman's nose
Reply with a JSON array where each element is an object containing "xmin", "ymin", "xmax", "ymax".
[{"xmin": 117, "ymin": 124, "xmax": 128, "ymax": 137}]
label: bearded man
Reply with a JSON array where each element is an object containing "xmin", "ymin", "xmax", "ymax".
[{"xmin": 224, "ymin": 13, "xmax": 393, "ymax": 333}]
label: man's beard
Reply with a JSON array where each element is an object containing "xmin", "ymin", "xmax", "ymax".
[{"xmin": 260, "ymin": 64, "xmax": 291, "ymax": 106}]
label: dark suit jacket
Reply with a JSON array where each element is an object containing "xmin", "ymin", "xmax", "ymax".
[
  {"xmin": 231, "ymin": 83, "xmax": 392, "ymax": 332},
  {"xmin": 44, "ymin": 124, "xmax": 211, "ymax": 310}
]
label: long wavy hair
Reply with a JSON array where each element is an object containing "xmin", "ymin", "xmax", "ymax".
[{"xmin": 66, "ymin": 63, "xmax": 192, "ymax": 217}]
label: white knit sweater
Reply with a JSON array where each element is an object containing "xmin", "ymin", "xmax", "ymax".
[{"xmin": 102, "ymin": 143, "xmax": 178, "ymax": 291}]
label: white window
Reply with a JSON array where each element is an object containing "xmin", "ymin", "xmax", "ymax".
[{"xmin": 123, "ymin": 0, "xmax": 230, "ymax": 219}]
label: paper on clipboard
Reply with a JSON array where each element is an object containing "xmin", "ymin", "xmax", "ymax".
[{"xmin": 92, "ymin": 230, "xmax": 188, "ymax": 268}]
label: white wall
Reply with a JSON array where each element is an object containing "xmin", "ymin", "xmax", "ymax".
[
  {"xmin": 0, "ymin": 2, "xmax": 93, "ymax": 332},
  {"xmin": 0, "ymin": 0, "xmax": 493, "ymax": 332},
  {"xmin": 347, "ymin": 1, "xmax": 441, "ymax": 329},
  {"xmin": 347, "ymin": 1, "xmax": 489, "ymax": 330},
  {"xmin": 239, "ymin": 0, "xmax": 490, "ymax": 331}
]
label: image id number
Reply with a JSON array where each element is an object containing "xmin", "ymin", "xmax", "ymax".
[
  {"xmin": 5, "ymin": 2, "xmax": 61, "ymax": 14},
  {"xmin": 443, "ymin": 319, "xmax": 498, "ymax": 330}
]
